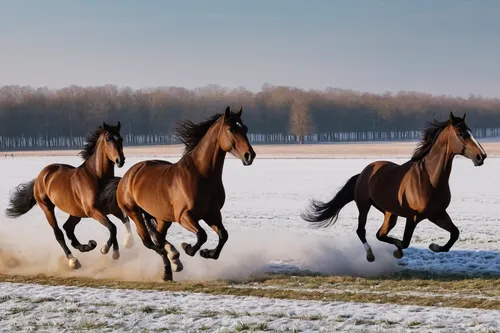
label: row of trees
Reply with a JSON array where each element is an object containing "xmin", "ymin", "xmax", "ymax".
[{"xmin": 0, "ymin": 83, "xmax": 499, "ymax": 150}]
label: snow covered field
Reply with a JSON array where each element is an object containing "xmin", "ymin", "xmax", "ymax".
[
  {"xmin": 0, "ymin": 153, "xmax": 499, "ymax": 331},
  {"xmin": 1, "ymin": 281, "xmax": 499, "ymax": 332}
]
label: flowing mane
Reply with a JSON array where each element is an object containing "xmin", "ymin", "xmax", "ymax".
[
  {"xmin": 175, "ymin": 113, "xmax": 224, "ymax": 155},
  {"xmin": 79, "ymin": 126, "xmax": 107, "ymax": 161},
  {"xmin": 411, "ymin": 119, "xmax": 450, "ymax": 161}
]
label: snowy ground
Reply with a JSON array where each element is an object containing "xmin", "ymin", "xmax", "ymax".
[
  {"xmin": 0, "ymin": 281, "xmax": 499, "ymax": 333},
  {"xmin": 0, "ymin": 154, "xmax": 499, "ymax": 331}
]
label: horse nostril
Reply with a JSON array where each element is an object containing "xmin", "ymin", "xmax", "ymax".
[
  {"xmin": 244, "ymin": 152, "xmax": 250, "ymax": 161},
  {"xmin": 476, "ymin": 154, "xmax": 482, "ymax": 161}
]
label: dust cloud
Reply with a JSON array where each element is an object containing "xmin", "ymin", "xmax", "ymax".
[{"xmin": 0, "ymin": 221, "xmax": 400, "ymax": 283}]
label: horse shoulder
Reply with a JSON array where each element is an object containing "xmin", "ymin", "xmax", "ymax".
[{"xmin": 399, "ymin": 163, "xmax": 433, "ymax": 213}]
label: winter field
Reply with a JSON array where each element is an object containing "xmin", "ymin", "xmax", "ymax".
[{"xmin": 0, "ymin": 143, "xmax": 499, "ymax": 332}]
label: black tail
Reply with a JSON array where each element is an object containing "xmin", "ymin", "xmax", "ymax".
[
  {"xmin": 99, "ymin": 177, "xmax": 121, "ymax": 208},
  {"xmin": 300, "ymin": 174, "xmax": 359, "ymax": 228},
  {"xmin": 5, "ymin": 179, "xmax": 37, "ymax": 219}
]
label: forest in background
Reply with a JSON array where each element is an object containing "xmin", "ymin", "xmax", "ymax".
[{"xmin": 1, "ymin": 84, "xmax": 500, "ymax": 150}]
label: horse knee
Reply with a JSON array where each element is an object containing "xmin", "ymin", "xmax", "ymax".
[{"xmin": 62, "ymin": 223, "xmax": 71, "ymax": 233}]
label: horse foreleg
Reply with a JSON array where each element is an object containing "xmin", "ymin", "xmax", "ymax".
[
  {"xmin": 111, "ymin": 211, "xmax": 134, "ymax": 249},
  {"xmin": 200, "ymin": 211, "xmax": 228, "ymax": 260},
  {"xmin": 90, "ymin": 209, "xmax": 119, "ymax": 260},
  {"xmin": 63, "ymin": 215, "xmax": 97, "ymax": 252},
  {"xmin": 178, "ymin": 211, "xmax": 207, "ymax": 257},
  {"xmin": 428, "ymin": 211, "xmax": 459, "ymax": 252}
]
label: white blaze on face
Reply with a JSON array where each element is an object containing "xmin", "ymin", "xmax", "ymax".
[{"xmin": 467, "ymin": 130, "xmax": 486, "ymax": 155}]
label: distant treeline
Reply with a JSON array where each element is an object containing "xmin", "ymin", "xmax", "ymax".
[{"xmin": 1, "ymin": 84, "xmax": 499, "ymax": 150}]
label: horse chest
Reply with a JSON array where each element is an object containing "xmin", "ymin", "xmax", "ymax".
[{"xmin": 188, "ymin": 180, "xmax": 225, "ymax": 215}]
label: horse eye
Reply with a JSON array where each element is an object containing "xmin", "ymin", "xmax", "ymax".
[{"xmin": 106, "ymin": 137, "xmax": 111, "ymax": 142}]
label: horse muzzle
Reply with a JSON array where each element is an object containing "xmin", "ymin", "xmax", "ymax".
[
  {"xmin": 242, "ymin": 150, "xmax": 256, "ymax": 166},
  {"xmin": 472, "ymin": 152, "xmax": 486, "ymax": 166},
  {"xmin": 116, "ymin": 157, "xmax": 126, "ymax": 168}
]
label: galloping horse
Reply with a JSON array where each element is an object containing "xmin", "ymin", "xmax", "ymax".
[
  {"xmin": 5, "ymin": 122, "xmax": 133, "ymax": 269},
  {"xmin": 301, "ymin": 112, "xmax": 487, "ymax": 262},
  {"xmin": 104, "ymin": 106, "xmax": 256, "ymax": 281}
]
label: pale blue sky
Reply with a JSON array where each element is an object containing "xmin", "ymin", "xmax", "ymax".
[{"xmin": 0, "ymin": 0, "xmax": 499, "ymax": 97}]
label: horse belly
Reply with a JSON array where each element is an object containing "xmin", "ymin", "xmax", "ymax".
[
  {"xmin": 368, "ymin": 176, "xmax": 410, "ymax": 217},
  {"xmin": 45, "ymin": 171, "xmax": 87, "ymax": 217}
]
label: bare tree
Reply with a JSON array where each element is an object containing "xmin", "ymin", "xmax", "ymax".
[{"xmin": 289, "ymin": 96, "xmax": 315, "ymax": 144}]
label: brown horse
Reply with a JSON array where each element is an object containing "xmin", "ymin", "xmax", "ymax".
[
  {"xmin": 301, "ymin": 112, "xmax": 487, "ymax": 262},
  {"xmin": 5, "ymin": 122, "xmax": 132, "ymax": 269},
  {"xmin": 103, "ymin": 106, "xmax": 256, "ymax": 281}
]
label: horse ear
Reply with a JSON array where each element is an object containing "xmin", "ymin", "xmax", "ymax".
[
  {"xmin": 463, "ymin": 113, "xmax": 466, "ymax": 121},
  {"xmin": 117, "ymin": 121, "xmax": 121, "ymax": 131},
  {"xmin": 449, "ymin": 111, "xmax": 456, "ymax": 123},
  {"xmin": 236, "ymin": 107, "xmax": 243, "ymax": 117},
  {"xmin": 224, "ymin": 106, "xmax": 231, "ymax": 119}
]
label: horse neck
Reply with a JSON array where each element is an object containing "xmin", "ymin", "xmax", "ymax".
[
  {"xmin": 189, "ymin": 119, "xmax": 226, "ymax": 177},
  {"xmin": 84, "ymin": 140, "xmax": 115, "ymax": 179},
  {"xmin": 421, "ymin": 128, "xmax": 455, "ymax": 188}
]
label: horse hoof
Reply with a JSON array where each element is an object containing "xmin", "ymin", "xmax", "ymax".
[
  {"xmin": 200, "ymin": 249, "xmax": 209, "ymax": 258},
  {"xmin": 181, "ymin": 242, "xmax": 189, "ymax": 250},
  {"xmin": 68, "ymin": 257, "xmax": 81, "ymax": 269},
  {"xmin": 100, "ymin": 244, "xmax": 110, "ymax": 255},
  {"xmin": 88, "ymin": 240, "xmax": 97, "ymax": 250},
  {"xmin": 366, "ymin": 248, "xmax": 375, "ymax": 262},
  {"xmin": 112, "ymin": 250, "xmax": 120, "ymax": 260},
  {"xmin": 171, "ymin": 259, "xmax": 183, "ymax": 272},
  {"xmin": 124, "ymin": 235, "xmax": 134, "ymax": 249},
  {"xmin": 393, "ymin": 249, "xmax": 404, "ymax": 259},
  {"xmin": 429, "ymin": 243, "xmax": 444, "ymax": 253}
]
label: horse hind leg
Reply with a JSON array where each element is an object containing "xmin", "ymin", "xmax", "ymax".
[
  {"xmin": 375, "ymin": 212, "xmax": 405, "ymax": 259},
  {"xmin": 124, "ymin": 208, "xmax": 174, "ymax": 281},
  {"xmin": 39, "ymin": 203, "xmax": 81, "ymax": 269},
  {"xmin": 356, "ymin": 205, "xmax": 376, "ymax": 262},
  {"xmin": 62, "ymin": 216, "xmax": 97, "ymax": 252}
]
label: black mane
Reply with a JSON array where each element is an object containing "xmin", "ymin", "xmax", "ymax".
[
  {"xmin": 175, "ymin": 113, "xmax": 224, "ymax": 155},
  {"xmin": 411, "ymin": 119, "xmax": 450, "ymax": 161},
  {"xmin": 79, "ymin": 126, "xmax": 106, "ymax": 160}
]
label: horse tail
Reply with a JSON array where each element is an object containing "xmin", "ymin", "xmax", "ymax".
[
  {"xmin": 99, "ymin": 177, "xmax": 121, "ymax": 209},
  {"xmin": 5, "ymin": 179, "xmax": 37, "ymax": 219},
  {"xmin": 300, "ymin": 174, "xmax": 359, "ymax": 228}
]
